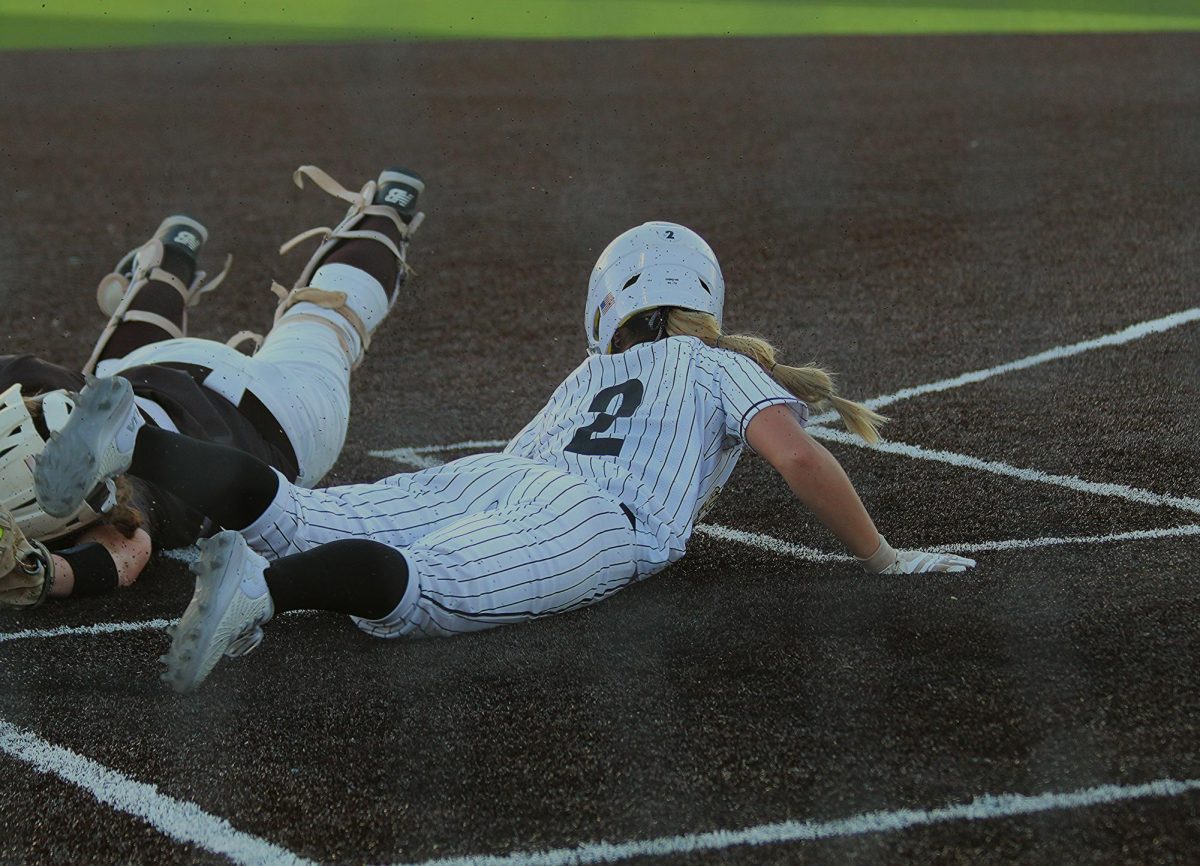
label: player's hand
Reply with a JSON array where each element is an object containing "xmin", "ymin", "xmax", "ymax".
[
  {"xmin": 857, "ymin": 535, "xmax": 975, "ymax": 574},
  {"xmin": 881, "ymin": 549, "xmax": 976, "ymax": 575}
]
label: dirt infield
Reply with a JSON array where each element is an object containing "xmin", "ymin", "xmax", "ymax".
[{"xmin": 1, "ymin": 33, "xmax": 1198, "ymax": 865}]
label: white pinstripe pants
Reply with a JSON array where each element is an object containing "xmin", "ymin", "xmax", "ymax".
[
  {"xmin": 96, "ymin": 313, "xmax": 352, "ymax": 488},
  {"xmin": 97, "ymin": 262, "xmax": 392, "ymax": 488},
  {"xmin": 240, "ymin": 453, "xmax": 640, "ymax": 638}
]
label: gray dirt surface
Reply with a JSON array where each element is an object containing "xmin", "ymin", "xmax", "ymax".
[{"xmin": 1, "ymin": 32, "xmax": 1198, "ymax": 866}]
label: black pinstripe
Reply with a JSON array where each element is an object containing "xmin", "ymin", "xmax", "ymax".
[
  {"xmin": 505, "ymin": 336, "xmax": 806, "ymax": 575},
  {"xmin": 244, "ymin": 338, "xmax": 804, "ymax": 640}
]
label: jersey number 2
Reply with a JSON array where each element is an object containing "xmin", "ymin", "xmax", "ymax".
[{"xmin": 565, "ymin": 379, "xmax": 645, "ymax": 457}]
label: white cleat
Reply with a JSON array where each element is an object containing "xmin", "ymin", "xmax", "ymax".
[
  {"xmin": 33, "ymin": 375, "xmax": 143, "ymax": 518},
  {"xmin": 161, "ymin": 530, "xmax": 274, "ymax": 694}
]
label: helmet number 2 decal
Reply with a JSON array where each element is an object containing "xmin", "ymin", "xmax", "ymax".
[{"xmin": 565, "ymin": 379, "xmax": 645, "ymax": 457}]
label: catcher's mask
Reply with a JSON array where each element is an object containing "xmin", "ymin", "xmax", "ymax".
[
  {"xmin": 584, "ymin": 221, "xmax": 724, "ymax": 355},
  {"xmin": 0, "ymin": 383, "xmax": 115, "ymax": 540}
]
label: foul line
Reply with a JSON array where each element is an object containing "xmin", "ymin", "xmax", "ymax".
[
  {"xmin": 395, "ymin": 776, "xmax": 1200, "ymax": 866},
  {"xmin": 3, "ymin": 711, "xmax": 1196, "ymax": 866},
  {"xmin": 368, "ymin": 309, "xmax": 1200, "ymax": 518},
  {"xmin": 5, "ymin": 522, "xmax": 1194, "ymax": 646},
  {"xmin": 694, "ymin": 525, "xmax": 851, "ymax": 562},
  {"xmin": 807, "ymin": 426, "xmax": 1200, "ymax": 516},
  {"xmin": 0, "ymin": 618, "xmax": 175, "ymax": 644},
  {"xmin": 371, "ymin": 439, "xmax": 510, "ymax": 465},
  {"xmin": 0, "ymin": 717, "xmax": 315, "ymax": 866},
  {"xmin": 928, "ymin": 524, "xmax": 1200, "ymax": 554},
  {"xmin": 0, "ymin": 610, "xmax": 320, "ymax": 645},
  {"xmin": 809, "ymin": 306, "xmax": 1200, "ymax": 424},
  {"xmin": 694, "ymin": 522, "xmax": 1200, "ymax": 563}
]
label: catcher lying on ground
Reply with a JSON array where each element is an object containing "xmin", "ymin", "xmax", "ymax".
[{"xmin": 0, "ymin": 165, "xmax": 425, "ymax": 609}]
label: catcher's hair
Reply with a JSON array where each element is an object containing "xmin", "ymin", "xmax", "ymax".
[
  {"xmin": 664, "ymin": 308, "xmax": 886, "ymax": 444},
  {"xmin": 21, "ymin": 396, "xmax": 144, "ymax": 537}
]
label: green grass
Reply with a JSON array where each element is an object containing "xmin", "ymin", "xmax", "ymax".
[{"xmin": 2, "ymin": 0, "xmax": 1198, "ymax": 50}]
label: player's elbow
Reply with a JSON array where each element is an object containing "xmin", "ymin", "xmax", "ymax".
[{"xmin": 772, "ymin": 445, "xmax": 821, "ymax": 484}]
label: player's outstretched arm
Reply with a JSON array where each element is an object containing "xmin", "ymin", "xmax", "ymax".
[{"xmin": 744, "ymin": 405, "xmax": 975, "ymax": 574}]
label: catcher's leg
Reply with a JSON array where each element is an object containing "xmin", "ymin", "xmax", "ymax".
[
  {"xmin": 241, "ymin": 165, "xmax": 425, "ymax": 485},
  {"xmin": 33, "ymin": 373, "xmax": 278, "ymax": 527},
  {"xmin": 87, "ymin": 216, "xmax": 230, "ymax": 374},
  {"xmin": 88, "ymin": 167, "xmax": 426, "ymax": 488},
  {"xmin": 268, "ymin": 164, "xmax": 424, "ymax": 368}
]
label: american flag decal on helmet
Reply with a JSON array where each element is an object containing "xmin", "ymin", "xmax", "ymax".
[{"xmin": 600, "ymin": 292, "xmax": 617, "ymax": 315}]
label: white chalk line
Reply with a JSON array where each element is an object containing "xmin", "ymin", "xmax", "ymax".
[
  {"xmin": 369, "ymin": 309, "xmax": 1199, "ymax": 517},
  {"xmin": 1, "ymin": 309, "xmax": 1193, "ymax": 865},
  {"xmin": 808, "ymin": 305, "xmax": 1200, "ymax": 425},
  {"xmin": 694, "ymin": 522, "xmax": 1200, "ymax": 562},
  {"xmin": 0, "ymin": 716, "xmax": 315, "ymax": 866},
  {"xmin": 162, "ymin": 546, "xmax": 200, "ymax": 564},
  {"xmin": 4, "ymin": 523, "xmax": 1194, "ymax": 646},
  {"xmin": 371, "ymin": 438, "xmax": 510, "ymax": 464},
  {"xmin": 395, "ymin": 776, "xmax": 1200, "ymax": 866},
  {"xmin": 4, "ymin": 706, "xmax": 1197, "ymax": 866},
  {"xmin": 694, "ymin": 524, "xmax": 853, "ymax": 562},
  {"xmin": 0, "ymin": 618, "xmax": 176, "ymax": 644},
  {"xmin": 373, "ymin": 435, "xmax": 1200, "ymax": 519},
  {"xmin": 927, "ymin": 523, "xmax": 1200, "ymax": 554},
  {"xmin": 807, "ymin": 426, "xmax": 1200, "ymax": 516}
]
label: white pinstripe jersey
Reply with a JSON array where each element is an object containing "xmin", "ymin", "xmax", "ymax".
[{"xmin": 505, "ymin": 336, "xmax": 807, "ymax": 574}]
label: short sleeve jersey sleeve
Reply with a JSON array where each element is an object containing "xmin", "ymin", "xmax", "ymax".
[{"xmin": 713, "ymin": 350, "xmax": 809, "ymax": 441}]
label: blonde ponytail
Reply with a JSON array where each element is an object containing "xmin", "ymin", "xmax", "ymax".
[{"xmin": 664, "ymin": 308, "xmax": 886, "ymax": 444}]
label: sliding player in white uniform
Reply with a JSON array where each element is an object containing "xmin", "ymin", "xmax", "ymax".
[{"xmin": 33, "ymin": 222, "xmax": 975, "ymax": 692}]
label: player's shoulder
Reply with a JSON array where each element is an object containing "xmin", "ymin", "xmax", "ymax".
[{"xmin": 680, "ymin": 338, "xmax": 761, "ymax": 374}]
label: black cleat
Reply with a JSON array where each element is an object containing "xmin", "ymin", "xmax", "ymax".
[
  {"xmin": 373, "ymin": 167, "xmax": 424, "ymax": 224},
  {"xmin": 109, "ymin": 214, "xmax": 208, "ymax": 281}
]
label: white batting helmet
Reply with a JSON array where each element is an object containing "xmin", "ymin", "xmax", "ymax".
[
  {"xmin": 0, "ymin": 383, "xmax": 109, "ymax": 540},
  {"xmin": 585, "ymin": 221, "xmax": 725, "ymax": 355}
]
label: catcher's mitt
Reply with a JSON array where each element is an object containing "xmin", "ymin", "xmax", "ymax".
[{"xmin": 0, "ymin": 505, "xmax": 54, "ymax": 610}]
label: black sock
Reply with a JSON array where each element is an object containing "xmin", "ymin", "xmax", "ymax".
[
  {"xmin": 319, "ymin": 214, "xmax": 401, "ymax": 289},
  {"xmin": 265, "ymin": 539, "xmax": 409, "ymax": 620},
  {"xmin": 129, "ymin": 426, "xmax": 279, "ymax": 530}
]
